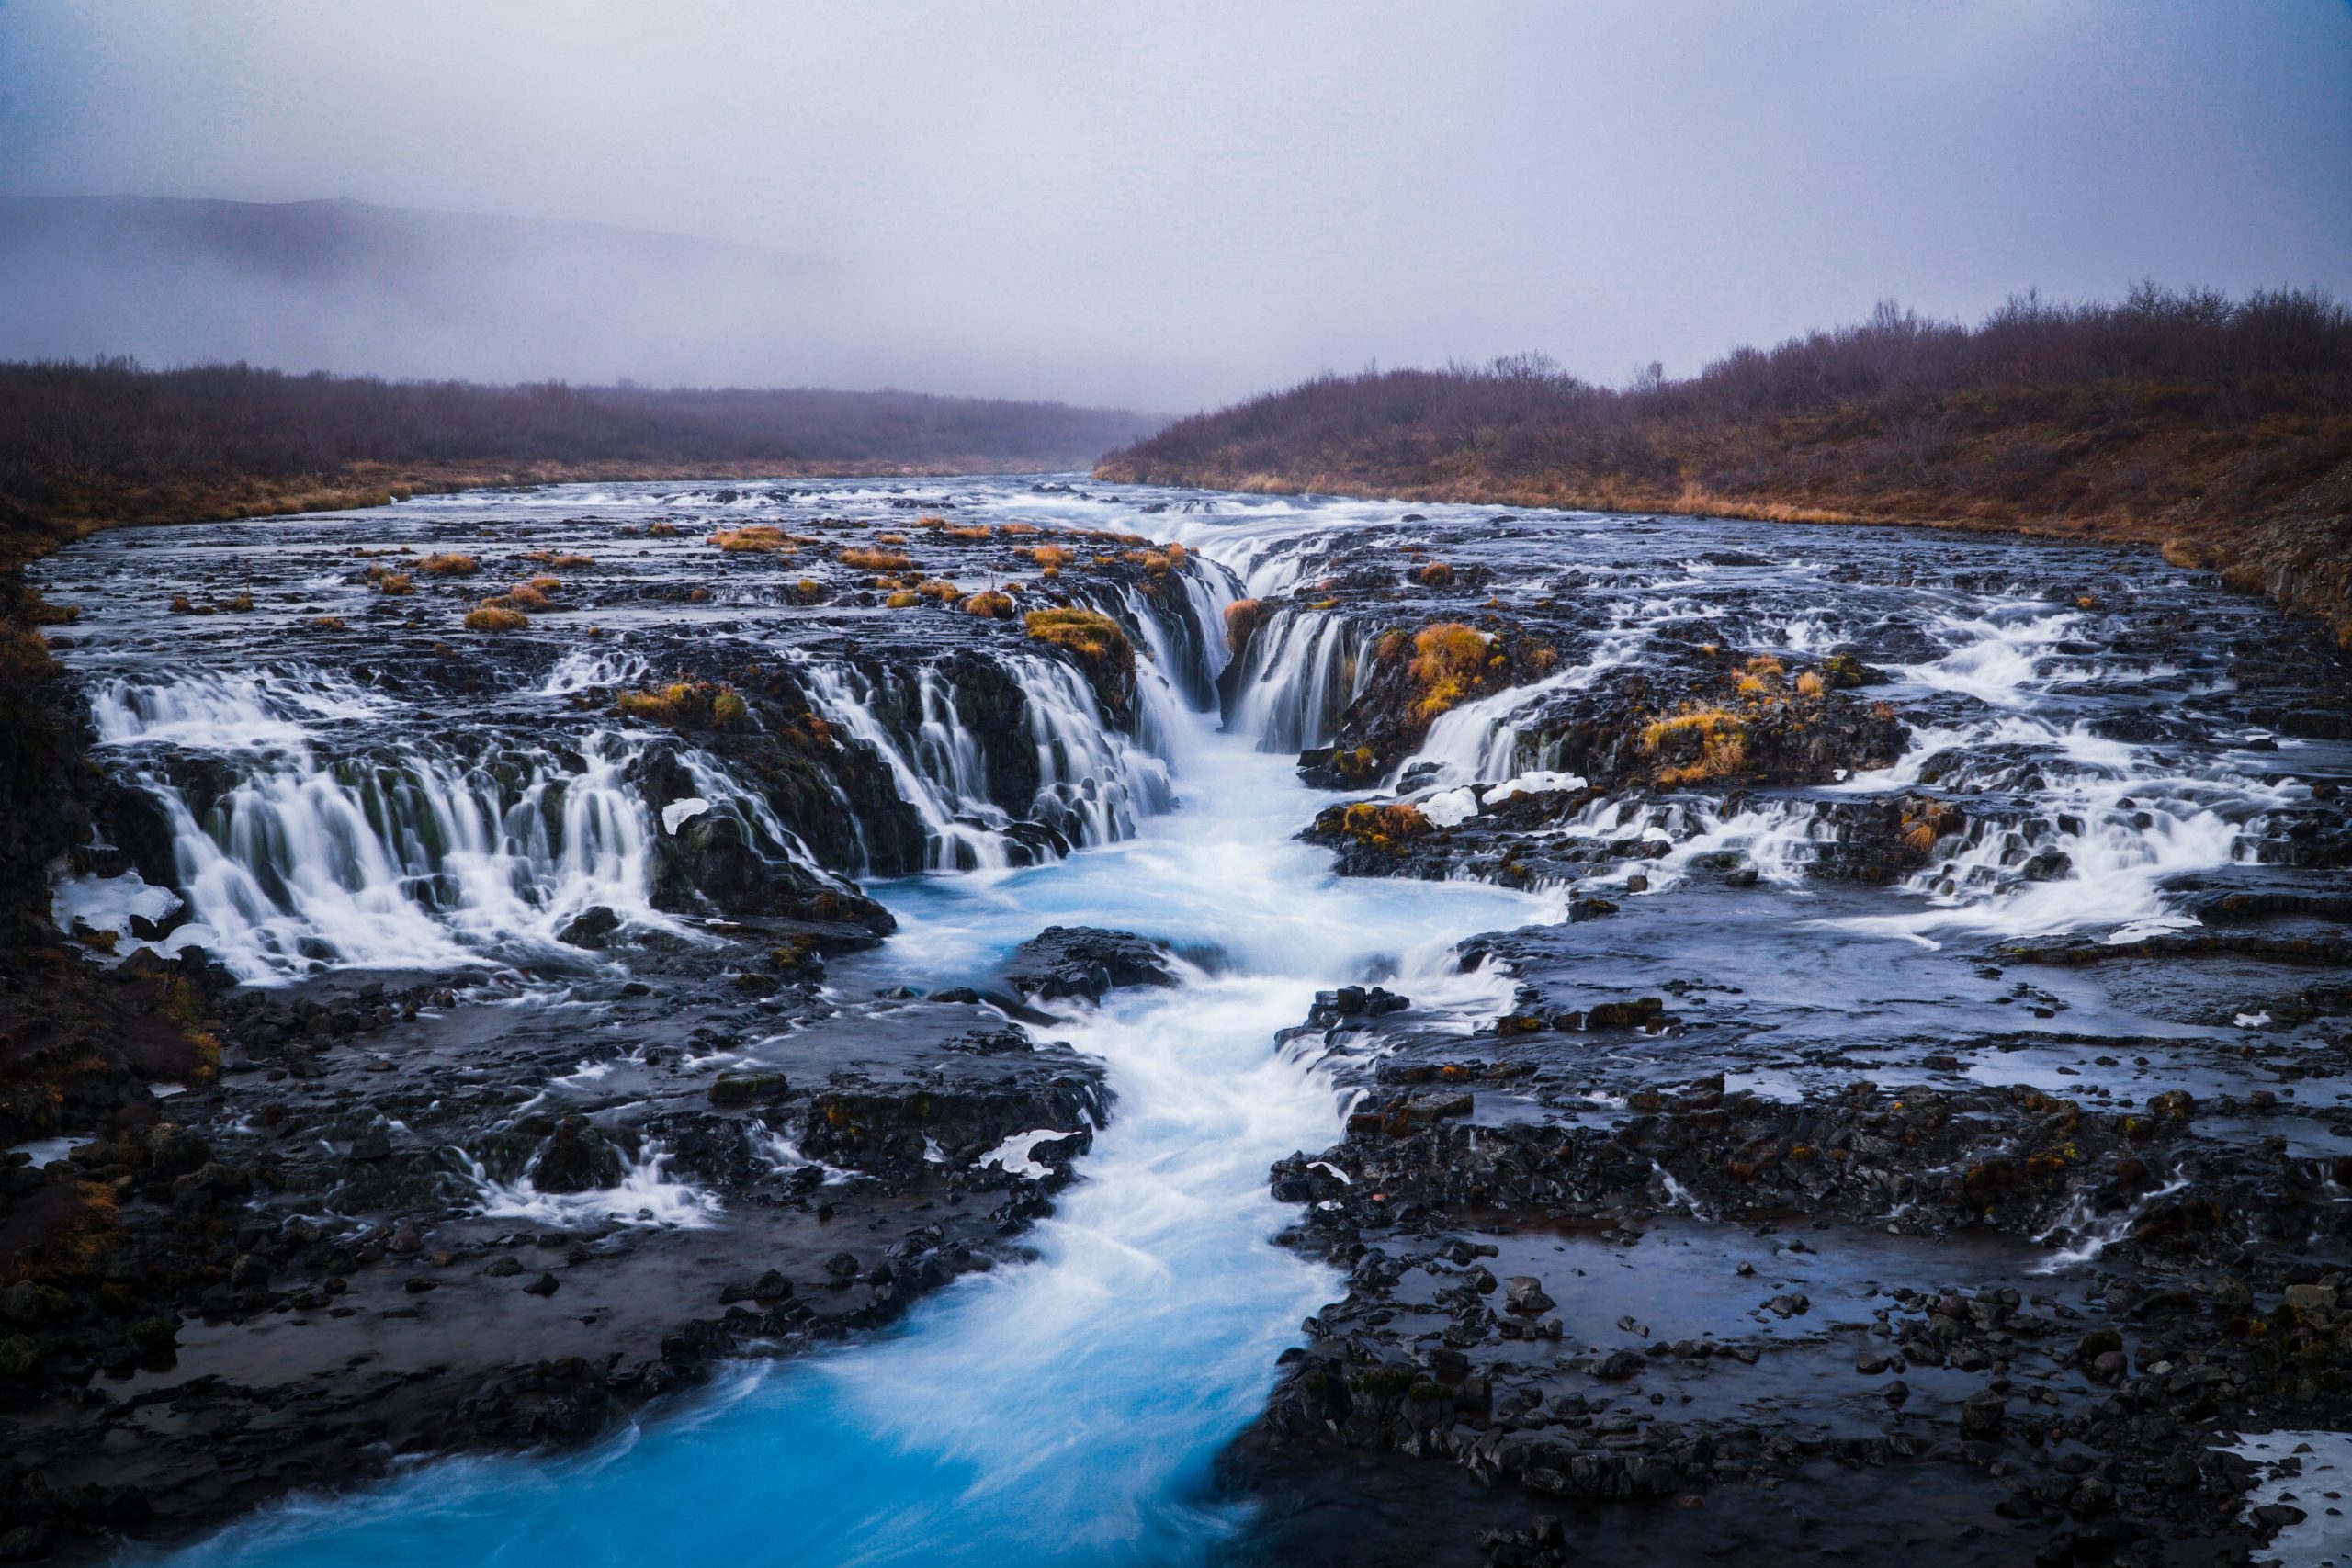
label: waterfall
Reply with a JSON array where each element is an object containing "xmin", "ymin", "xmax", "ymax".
[
  {"xmin": 75, "ymin": 671, "xmax": 817, "ymax": 981},
  {"xmin": 791, "ymin": 651, "xmax": 1178, "ymax": 874},
  {"xmin": 1223, "ymin": 608, "xmax": 1370, "ymax": 753}
]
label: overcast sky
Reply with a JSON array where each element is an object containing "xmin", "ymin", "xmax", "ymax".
[{"xmin": 2, "ymin": 0, "xmax": 2346, "ymax": 409}]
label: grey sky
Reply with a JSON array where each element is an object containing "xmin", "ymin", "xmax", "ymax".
[{"xmin": 2, "ymin": 0, "xmax": 2346, "ymax": 408}]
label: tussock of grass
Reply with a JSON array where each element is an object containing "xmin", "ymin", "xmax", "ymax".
[
  {"xmin": 840, "ymin": 546, "xmax": 914, "ymax": 570},
  {"xmin": 884, "ymin": 590, "xmax": 922, "ymax": 608},
  {"xmin": 463, "ymin": 604, "xmax": 528, "ymax": 631},
  {"xmin": 1224, "ymin": 598, "xmax": 1266, "ymax": 656},
  {"xmin": 1415, "ymin": 560, "xmax": 1454, "ymax": 587},
  {"xmin": 377, "ymin": 572, "xmax": 413, "ymax": 595},
  {"xmin": 1641, "ymin": 708, "xmax": 1749, "ymax": 785},
  {"xmin": 1023, "ymin": 608, "xmax": 1135, "ymax": 701},
  {"xmin": 417, "ymin": 552, "xmax": 479, "ymax": 576},
  {"xmin": 1335, "ymin": 800, "xmax": 1430, "ymax": 852},
  {"xmin": 616, "ymin": 679, "xmax": 749, "ymax": 728},
  {"xmin": 713, "ymin": 525, "xmax": 797, "ymax": 554},
  {"xmin": 1406, "ymin": 622, "xmax": 1492, "ymax": 719},
  {"xmin": 964, "ymin": 590, "xmax": 1014, "ymax": 618}
]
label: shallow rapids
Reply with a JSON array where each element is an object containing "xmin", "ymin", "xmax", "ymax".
[{"xmin": 141, "ymin": 724, "xmax": 1551, "ymax": 1568}]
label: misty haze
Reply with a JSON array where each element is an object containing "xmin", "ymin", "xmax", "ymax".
[{"xmin": 1, "ymin": 6, "xmax": 2348, "ymax": 1568}]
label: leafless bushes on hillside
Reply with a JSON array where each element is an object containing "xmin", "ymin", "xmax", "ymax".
[
  {"xmin": 0, "ymin": 360, "xmax": 1152, "ymax": 511},
  {"xmin": 1102, "ymin": 286, "xmax": 2352, "ymax": 536}
]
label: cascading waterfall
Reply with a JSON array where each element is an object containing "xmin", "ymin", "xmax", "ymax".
[
  {"xmin": 787, "ymin": 629, "xmax": 1191, "ymax": 874},
  {"xmin": 1223, "ymin": 606, "xmax": 1370, "ymax": 753},
  {"xmin": 153, "ymin": 533, "xmax": 1557, "ymax": 1568},
  {"xmin": 62, "ymin": 571, "xmax": 1231, "ymax": 976},
  {"xmin": 69, "ymin": 671, "xmax": 822, "ymax": 981}
]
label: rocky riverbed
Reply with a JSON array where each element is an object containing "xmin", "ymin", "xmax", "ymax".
[
  {"xmin": 1196, "ymin": 504, "xmax": 2352, "ymax": 1567},
  {"xmin": 1, "ymin": 478, "xmax": 2346, "ymax": 1567}
]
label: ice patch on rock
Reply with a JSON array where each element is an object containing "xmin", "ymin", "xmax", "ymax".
[
  {"xmin": 978, "ymin": 1127, "xmax": 1070, "ymax": 1180},
  {"xmin": 1420, "ymin": 788, "xmax": 1480, "ymax": 828},
  {"xmin": 1480, "ymin": 770, "xmax": 1587, "ymax": 806},
  {"xmin": 2224, "ymin": 1429, "xmax": 2352, "ymax": 1567}
]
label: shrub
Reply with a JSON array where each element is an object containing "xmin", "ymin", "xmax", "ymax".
[
  {"xmin": 417, "ymin": 552, "xmax": 479, "ymax": 576},
  {"xmin": 464, "ymin": 604, "xmax": 529, "ymax": 631},
  {"xmin": 1407, "ymin": 623, "xmax": 1491, "ymax": 719},
  {"xmin": 713, "ymin": 525, "xmax": 795, "ymax": 553},
  {"xmin": 1224, "ymin": 598, "xmax": 1266, "ymax": 656},
  {"xmin": 616, "ymin": 680, "xmax": 747, "ymax": 728},
  {"xmin": 1333, "ymin": 800, "xmax": 1430, "ymax": 852},
  {"xmin": 1641, "ymin": 709, "xmax": 1748, "ymax": 784},
  {"xmin": 1024, "ymin": 607, "xmax": 1136, "ymax": 705}
]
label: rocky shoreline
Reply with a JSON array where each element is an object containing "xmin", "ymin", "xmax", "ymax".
[
  {"xmin": 0, "ymin": 482, "xmax": 1223, "ymax": 1560},
  {"xmin": 1202, "ymin": 507, "xmax": 2352, "ymax": 1565}
]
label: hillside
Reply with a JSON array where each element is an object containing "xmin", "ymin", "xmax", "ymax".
[{"xmin": 1098, "ymin": 288, "xmax": 2352, "ymax": 638}]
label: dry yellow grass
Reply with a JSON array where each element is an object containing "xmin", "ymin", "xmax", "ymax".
[
  {"xmin": 1406, "ymin": 623, "xmax": 1491, "ymax": 719},
  {"xmin": 963, "ymin": 590, "xmax": 1015, "ymax": 618},
  {"xmin": 713, "ymin": 525, "xmax": 797, "ymax": 554}
]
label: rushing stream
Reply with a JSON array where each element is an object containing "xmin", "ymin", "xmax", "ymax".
[{"xmin": 28, "ymin": 477, "xmax": 2347, "ymax": 1566}]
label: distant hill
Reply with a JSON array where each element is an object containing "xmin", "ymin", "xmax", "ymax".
[
  {"xmin": 0, "ymin": 195, "xmax": 852, "ymax": 386},
  {"xmin": 1099, "ymin": 288, "xmax": 2352, "ymax": 639}
]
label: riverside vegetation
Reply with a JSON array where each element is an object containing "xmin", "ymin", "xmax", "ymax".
[{"xmin": 1098, "ymin": 286, "xmax": 2352, "ymax": 642}]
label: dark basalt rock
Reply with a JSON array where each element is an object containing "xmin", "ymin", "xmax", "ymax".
[
  {"xmin": 1000, "ymin": 925, "xmax": 1178, "ymax": 1000},
  {"xmin": 527, "ymin": 1116, "xmax": 629, "ymax": 1194}
]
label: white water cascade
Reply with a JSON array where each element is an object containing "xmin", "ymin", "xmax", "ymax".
[{"xmin": 791, "ymin": 647, "xmax": 1182, "ymax": 874}]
